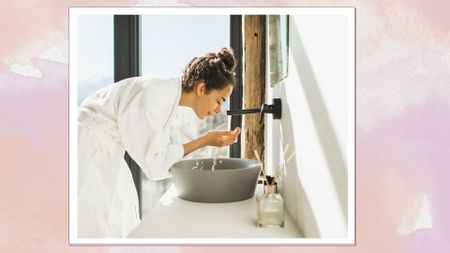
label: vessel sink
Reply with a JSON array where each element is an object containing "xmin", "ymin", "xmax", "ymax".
[{"xmin": 170, "ymin": 158, "xmax": 260, "ymax": 203}]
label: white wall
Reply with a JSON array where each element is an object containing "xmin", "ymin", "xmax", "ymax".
[{"xmin": 265, "ymin": 9, "xmax": 355, "ymax": 239}]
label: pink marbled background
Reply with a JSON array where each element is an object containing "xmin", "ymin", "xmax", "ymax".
[{"xmin": 1, "ymin": 0, "xmax": 450, "ymax": 252}]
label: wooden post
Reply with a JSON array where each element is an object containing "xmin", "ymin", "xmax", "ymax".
[{"xmin": 243, "ymin": 15, "xmax": 266, "ymax": 161}]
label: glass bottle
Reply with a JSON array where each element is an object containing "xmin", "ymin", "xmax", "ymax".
[{"xmin": 256, "ymin": 183, "xmax": 284, "ymax": 228}]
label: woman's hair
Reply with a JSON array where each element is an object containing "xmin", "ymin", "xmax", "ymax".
[{"xmin": 181, "ymin": 48, "xmax": 236, "ymax": 93}]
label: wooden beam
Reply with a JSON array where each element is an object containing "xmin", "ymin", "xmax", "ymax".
[{"xmin": 243, "ymin": 15, "xmax": 266, "ymax": 161}]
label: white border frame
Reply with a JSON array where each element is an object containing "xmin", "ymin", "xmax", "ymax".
[{"xmin": 69, "ymin": 7, "xmax": 355, "ymax": 245}]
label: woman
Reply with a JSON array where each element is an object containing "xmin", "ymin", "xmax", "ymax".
[{"xmin": 77, "ymin": 48, "xmax": 240, "ymax": 238}]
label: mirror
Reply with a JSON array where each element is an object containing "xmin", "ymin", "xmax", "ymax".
[{"xmin": 268, "ymin": 15, "xmax": 289, "ymax": 86}]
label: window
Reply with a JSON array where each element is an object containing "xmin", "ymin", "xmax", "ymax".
[
  {"xmin": 77, "ymin": 15, "xmax": 114, "ymax": 105},
  {"xmin": 141, "ymin": 15, "xmax": 231, "ymax": 158}
]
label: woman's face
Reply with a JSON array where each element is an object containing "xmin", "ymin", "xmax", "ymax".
[{"xmin": 194, "ymin": 83, "xmax": 233, "ymax": 119}]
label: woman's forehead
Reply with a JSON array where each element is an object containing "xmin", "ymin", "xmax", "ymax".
[{"xmin": 219, "ymin": 85, "xmax": 233, "ymax": 96}]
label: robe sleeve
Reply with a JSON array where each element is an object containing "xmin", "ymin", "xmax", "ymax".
[{"xmin": 117, "ymin": 109, "xmax": 184, "ymax": 181}]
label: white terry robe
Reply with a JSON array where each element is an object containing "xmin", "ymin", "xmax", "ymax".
[{"xmin": 77, "ymin": 76, "xmax": 183, "ymax": 238}]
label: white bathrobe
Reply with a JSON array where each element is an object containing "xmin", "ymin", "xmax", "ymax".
[{"xmin": 77, "ymin": 76, "xmax": 184, "ymax": 238}]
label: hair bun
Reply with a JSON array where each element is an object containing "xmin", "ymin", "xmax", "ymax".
[{"xmin": 216, "ymin": 48, "xmax": 236, "ymax": 72}]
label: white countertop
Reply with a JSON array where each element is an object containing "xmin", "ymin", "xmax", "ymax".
[{"xmin": 128, "ymin": 184, "xmax": 303, "ymax": 239}]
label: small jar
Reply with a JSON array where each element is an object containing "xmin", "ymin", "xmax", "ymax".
[{"xmin": 256, "ymin": 184, "xmax": 284, "ymax": 228}]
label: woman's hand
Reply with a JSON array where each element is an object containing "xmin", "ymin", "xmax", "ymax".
[
  {"xmin": 202, "ymin": 127, "xmax": 241, "ymax": 147},
  {"xmin": 183, "ymin": 127, "xmax": 241, "ymax": 157}
]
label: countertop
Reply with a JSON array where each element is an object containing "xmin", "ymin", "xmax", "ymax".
[{"xmin": 128, "ymin": 184, "xmax": 303, "ymax": 239}]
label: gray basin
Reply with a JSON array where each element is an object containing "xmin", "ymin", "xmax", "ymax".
[{"xmin": 170, "ymin": 158, "xmax": 260, "ymax": 203}]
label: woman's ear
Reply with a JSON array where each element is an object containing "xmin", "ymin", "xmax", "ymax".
[{"xmin": 196, "ymin": 82, "xmax": 206, "ymax": 96}]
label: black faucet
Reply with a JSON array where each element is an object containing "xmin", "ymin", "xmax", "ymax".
[{"xmin": 227, "ymin": 98, "xmax": 282, "ymax": 123}]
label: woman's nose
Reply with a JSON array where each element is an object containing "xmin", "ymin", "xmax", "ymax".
[{"xmin": 214, "ymin": 105, "xmax": 221, "ymax": 114}]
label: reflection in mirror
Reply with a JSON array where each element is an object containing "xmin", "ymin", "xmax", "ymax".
[{"xmin": 268, "ymin": 15, "xmax": 289, "ymax": 86}]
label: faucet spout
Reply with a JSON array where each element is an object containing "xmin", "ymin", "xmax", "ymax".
[
  {"xmin": 226, "ymin": 108, "xmax": 260, "ymax": 115},
  {"xmin": 226, "ymin": 98, "xmax": 282, "ymax": 123}
]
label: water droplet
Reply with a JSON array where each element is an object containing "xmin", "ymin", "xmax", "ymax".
[{"xmin": 192, "ymin": 159, "xmax": 200, "ymax": 170}]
